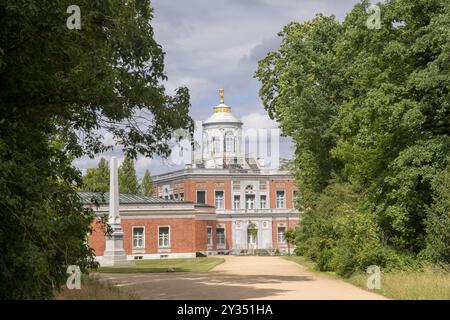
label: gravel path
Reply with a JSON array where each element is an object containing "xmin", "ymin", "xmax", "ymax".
[{"xmin": 98, "ymin": 256, "xmax": 387, "ymax": 300}]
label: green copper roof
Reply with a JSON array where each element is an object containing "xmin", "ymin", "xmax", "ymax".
[{"xmin": 78, "ymin": 192, "xmax": 182, "ymax": 205}]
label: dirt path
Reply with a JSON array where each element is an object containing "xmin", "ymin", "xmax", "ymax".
[{"xmin": 98, "ymin": 256, "xmax": 387, "ymax": 300}]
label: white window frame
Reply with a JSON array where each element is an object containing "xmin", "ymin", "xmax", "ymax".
[
  {"xmin": 276, "ymin": 190, "xmax": 285, "ymax": 208},
  {"xmin": 245, "ymin": 194, "xmax": 255, "ymax": 209},
  {"xmin": 225, "ymin": 131, "xmax": 235, "ymax": 153},
  {"xmin": 196, "ymin": 190, "xmax": 207, "ymax": 204},
  {"xmin": 260, "ymin": 194, "xmax": 267, "ymax": 209},
  {"xmin": 216, "ymin": 227, "xmax": 226, "ymax": 246},
  {"xmin": 233, "ymin": 195, "xmax": 241, "ymax": 209},
  {"xmin": 132, "ymin": 226, "xmax": 145, "ymax": 249},
  {"xmin": 215, "ymin": 190, "xmax": 225, "ymax": 209},
  {"xmin": 158, "ymin": 225, "xmax": 171, "ymax": 248},
  {"xmin": 277, "ymin": 226, "xmax": 287, "ymax": 244}
]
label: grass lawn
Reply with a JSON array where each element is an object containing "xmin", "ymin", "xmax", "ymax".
[
  {"xmin": 284, "ymin": 256, "xmax": 450, "ymax": 300},
  {"xmin": 55, "ymin": 275, "xmax": 137, "ymax": 300},
  {"xmin": 346, "ymin": 266, "xmax": 450, "ymax": 300},
  {"xmin": 97, "ymin": 257, "xmax": 225, "ymax": 273}
]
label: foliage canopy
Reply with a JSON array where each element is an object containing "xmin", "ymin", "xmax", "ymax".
[
  {"xmin": 256, "ymin": 0, "xmax": 450, "ymax": 274},
  {"xmin": 0, "ymin": 0, "xmax": 192, "ymax": 298}
]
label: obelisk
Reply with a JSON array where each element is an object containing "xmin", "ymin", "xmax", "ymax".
[{"xmin": 101, "ymin": 157, "xmax": 130, "ymax": 266}]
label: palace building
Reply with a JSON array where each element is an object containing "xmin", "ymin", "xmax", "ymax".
[
  {"xmin": 86, "ymin": 90, "xmax": 299, "ymax": 263},
  {"xmin": 152, "ymin": 89, "xmax": 299, "ymax": 255}
]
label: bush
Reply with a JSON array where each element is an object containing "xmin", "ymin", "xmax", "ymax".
[{"xmin": 295, "ymin": 182, "xmax": 415, "ymax": 277}]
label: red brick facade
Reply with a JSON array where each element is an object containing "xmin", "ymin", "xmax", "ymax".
[
  {"xmin": 89, "ymin": 216, "xmax": 219, "ymax": 257},
  {"xmin": 158, "ymin": 177, "xmax": 297, "ymax": 210},
  {"xmin": 86, "ymin": 173, "xmax": 300, "ymax": 260}
]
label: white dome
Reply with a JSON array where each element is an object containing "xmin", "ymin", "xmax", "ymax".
[{"xmin": 204, "ymin": 103, "xmax": 243, "ymax": 125}]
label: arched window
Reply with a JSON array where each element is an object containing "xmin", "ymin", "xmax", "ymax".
[{"xmin": 225, "ymin": 131, "xmax": 235, "ymax": 153}]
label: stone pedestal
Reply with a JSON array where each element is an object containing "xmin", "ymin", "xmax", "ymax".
[{"xmin": 102, "ymin": 225, "xmax": 130, "ymax": 266}]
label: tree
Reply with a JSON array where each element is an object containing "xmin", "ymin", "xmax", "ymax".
[
  {"xmin": 82, "ymin": 158, "xmax": 110, "ymax": 192},
  {"xmin": 284, "ymin": 229, "xmax": 296, "ymax": 256},
  {"xmin": 0, "ymin": 0, "xmax": 192, "ymax": 299},
  {"xmin": 279, "ymin": 158, "xmax": 294, "ymax": 173},
  {"xmin": 119, "ymin": 156, "xmax": 140, "ymax": 194},
  {"xmin": 256, "ymin": 0, "xmax": 450, "ymax": 272},
  {"xmin": 256, "ymin": 14, "xmax": 344, "ymax": 208},
  {"xmin": 141, "ymin": 169, "xmax": 154, "ymax": 196},
  {"xmin": 423, "ymin": 164, "xmax": 450, "ymax": 263}
]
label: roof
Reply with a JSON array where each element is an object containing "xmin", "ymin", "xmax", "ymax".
[
  {"xmin": 78, "ymin": 192, "xmax": 182, "ymax": 205},
  {"xmin": 204, "ymin": 103, "xmax": 243, "ymax": 125}
]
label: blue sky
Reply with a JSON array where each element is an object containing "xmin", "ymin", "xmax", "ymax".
[{"xmin": 73, "ymin": 0, "xmax": 360, "ymax": 178}]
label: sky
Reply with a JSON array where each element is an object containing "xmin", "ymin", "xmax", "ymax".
[{"xmin": 73, "ymin": 0, "xmax": 360, "ymax": 179}]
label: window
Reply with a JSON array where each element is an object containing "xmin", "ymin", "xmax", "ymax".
[
  {"xmin": 215, "ymin": 191, "xmax": 224, "ymax": 209},
  {"xmin": 233, "ymin": 195, "xmax": 241, "ymax": 209},
  {"xmin": 216, "ymin": 228, "xmax": 225, "ymax": 246},
  {"xmin": 207, "ymin": 227, "xmax": 213, "ymax": 246},
  {"xmin": 277, "ymin": 226, "xmax": 286, "ymax": 244},
  {"xmin": 180, "ymin": 193, "xmax": 184, "ymax": 201},
  {"xmin": 260, "ymin": 195, "xmax": 267, "ymax": 209},
  {"xmin": 158, "ymin": 226, "xmax": 170, "ymax": 248},
  {"xmin": 212, "ymin": 137, "xmax": 220, "ymax": 153},
  {"xmin": 276, "ymin": 191, "xmax": 285, "ymax": 208},
  {"xmin": 225, "ymin": 132, "xmax": 235, "ymax": 152},
  {"xmin": 132, "ymin": 227, "xmax": 144, "ymax": 248},
  {"xmin": 245, "ymin": 194, "xmax": 255, "ymax": 209},
  {"xmin": 293, "ymin": 190, "xmax": 298, "ymax": 207},
  {"xmin": 197, "ymin": 190, "xmax": 206, "ymax": 204}
]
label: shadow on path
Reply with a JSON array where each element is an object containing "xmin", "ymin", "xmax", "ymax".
[{"xmin": 97, "ymin": 271, "xmax": 315, "ymax": 300}]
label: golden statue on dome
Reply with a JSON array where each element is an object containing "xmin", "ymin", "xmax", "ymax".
[{"xmin": 219, "ymin": 88, "xmax": 224, "ymax": 104}]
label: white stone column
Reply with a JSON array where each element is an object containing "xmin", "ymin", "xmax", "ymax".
[{"xmin": 101, "ymin": 157, "xmax": 130, "ymax": 266}]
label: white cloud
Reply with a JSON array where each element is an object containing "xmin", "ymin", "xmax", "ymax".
[{"xmin": 72, "ymin": 0, "xmax": 359, "ymax": 177}]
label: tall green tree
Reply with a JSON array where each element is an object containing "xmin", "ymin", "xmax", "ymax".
[
  {"xmin": 257, "ymin": 0, "xmax": 450, "ymax": 272},
  {"xmin": 256, "ymin": 14, "xmax": 344, "ymax": 207},
  {"xmin": 119, "ymin": 156, "xmax": 139, "ymax": 194},
  {"xmin": 0, "ymin": 0, "xmax": 192, "ymax": 299},
  {"xmin": 82, "ymin": 158, "xmax": 110, "ymax": 192},
  {"xmin": 141, "ymin": 169, "xmax": 154, "ymax": 196}
]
